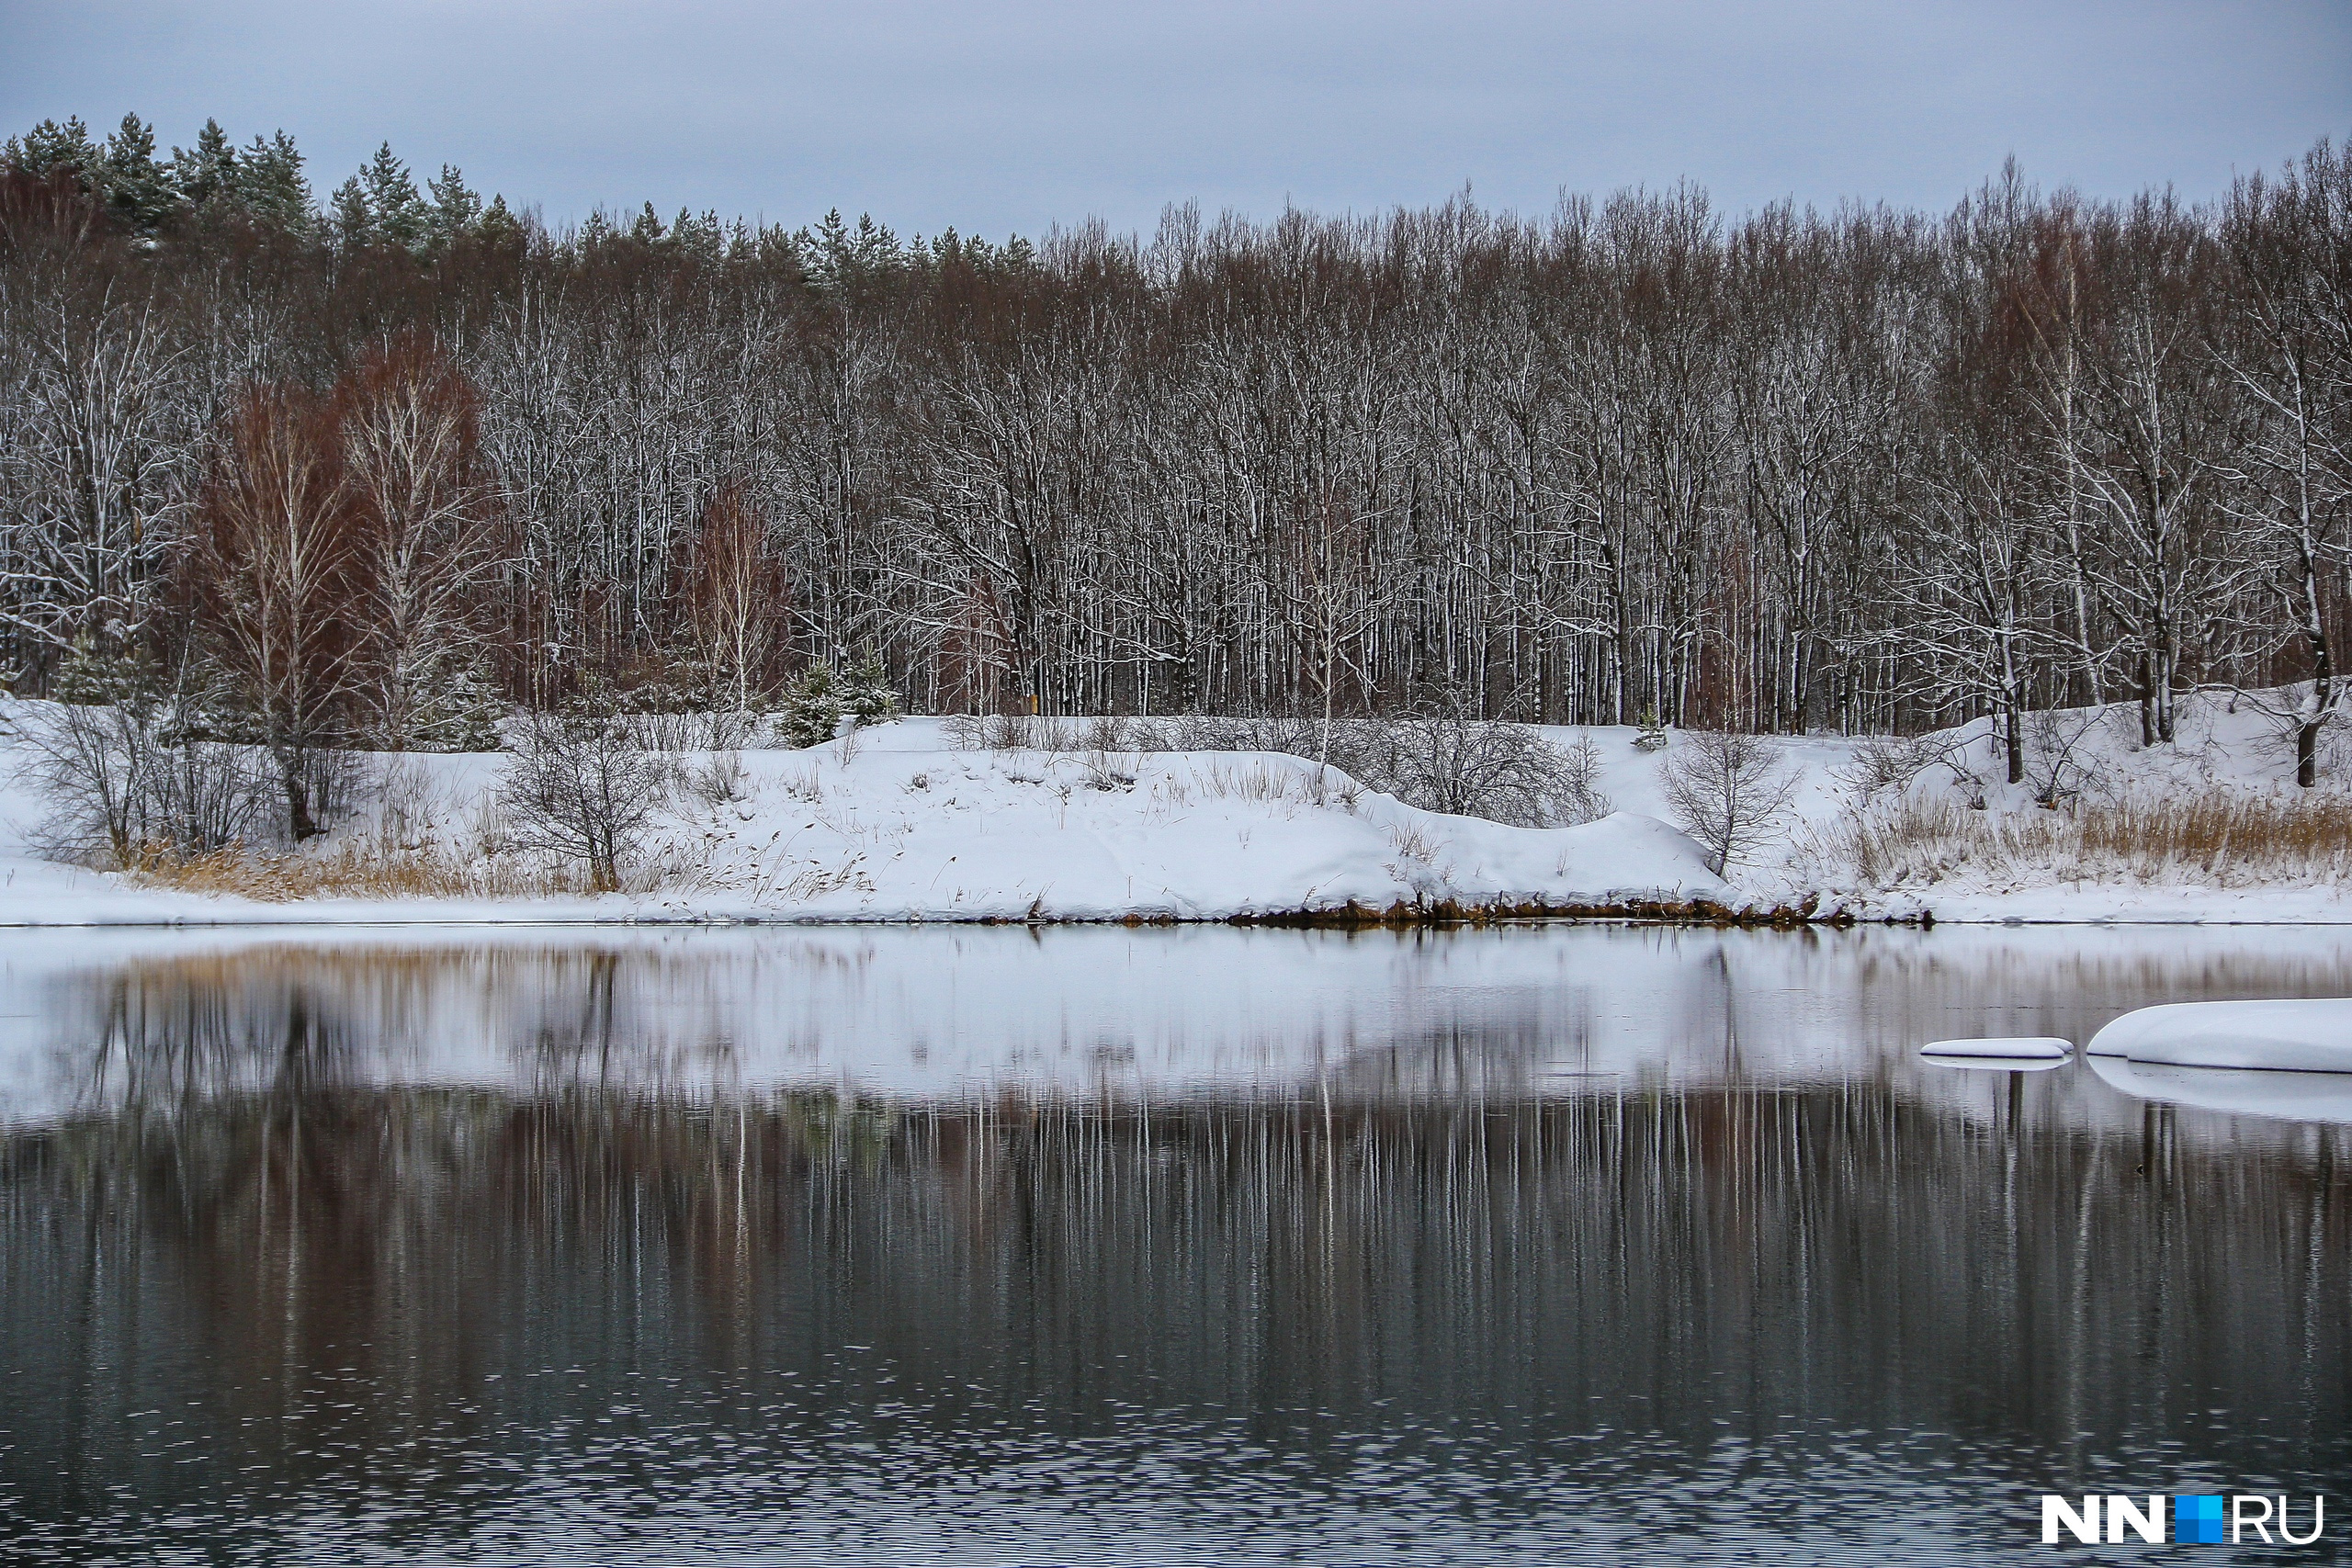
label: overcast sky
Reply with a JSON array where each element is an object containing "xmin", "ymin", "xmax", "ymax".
[{"xmin": 6, "ymin": 1, "xmax": 2348, "ymax": 240}]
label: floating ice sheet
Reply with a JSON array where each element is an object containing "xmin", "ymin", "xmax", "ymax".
[
  {"xmin": 2085, "ymin": 998, "xmax": 2352, "ymax": 1072},
  {"xmin": 1919, "ymin": 1035, "xmax": 2071, "ymax": 1065}
]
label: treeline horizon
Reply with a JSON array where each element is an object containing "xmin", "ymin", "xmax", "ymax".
[{"xmin": 3, "ymin": 112, "xmax": 2348, "ymax": 785}]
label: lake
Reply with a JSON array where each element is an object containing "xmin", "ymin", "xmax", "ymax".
[{"xmin": 0, "ymin": 924, "xmax": 2346, "ymax": 1563}]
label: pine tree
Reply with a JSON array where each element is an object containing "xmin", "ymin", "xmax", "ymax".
[
  {"xmin": 50, "ymin": 631, "xmax": 153, "ymax": 707},
  {"xmin": 777, "ymin": 664, "xmax": 844, "ymax": 748},
  {"xmin": 331, "ymin": 175, "xmax": 373, "ymax": 246},
  {"xmin": 842, "ymin": 648, "xmax": 899, "ymax": 727},
  {"xmin": 100, "ymin": 113, "xmax": 178, "ymax": 232},
  {"xmin": 358, "ymin": 142, "xmax": 427, "ymax": 251},
  {"xmin": 397, "ymin": 658, "xmax": 503, "ymax": 750},
  {"xmin": 425, "ymin": 164, "xmax": 479, "ymax": 249},
  {"xmin": 11, "ymin": 117, "xmax": 99, "ymax": 183},
  {"xmin": 172, "ymin": 118, "xmax": 237, "ymax": 212},
  {"xmin": 477, "ymin": 193, "xmax": 524, "ymax": 247},
  {"xmin": 234, "ymin": 131, "xmax": 312, "ymax": 231},
  {"xmin": 673, "ymin": 207, "xmax": 724, "ymax": 260}
]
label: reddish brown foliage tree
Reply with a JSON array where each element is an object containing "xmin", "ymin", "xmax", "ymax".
[
  {"xmin": 184, "ymin": 384, "xmax": 361, "ymax": 839},
  {"xmin": 337, "ymin": 332, "xmax": 496, "ymax": 748},
  {"xmin": 672, "ymin": 478, "xmax": 788, "ymax": 710}
]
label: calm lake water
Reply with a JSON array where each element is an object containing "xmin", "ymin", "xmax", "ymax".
[{"xmin": 0, "ymin": 924, "xmax": 2346, "ymax": 1564}]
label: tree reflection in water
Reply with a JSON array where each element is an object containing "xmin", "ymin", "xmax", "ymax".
[{"xmin": 0, "ymin": 937, "xmax": 2345, "ymax": 1562}]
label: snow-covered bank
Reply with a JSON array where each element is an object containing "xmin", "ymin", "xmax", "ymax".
[
  {"xmin": 0, "ymin": 692, "xmax": 2346, "ymax": 927},
  {"xmin": 0, "ymin": 714, "xmax": 1730, "ymax": 927}
]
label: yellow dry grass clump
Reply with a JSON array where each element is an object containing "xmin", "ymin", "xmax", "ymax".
[
  {"xmin": 1810, "ymin": 789, "xmax": 2352, "ymax": 890},
  {"xmin": 130, "ymin": 840, "xmax": 600, "ymax": 901}
]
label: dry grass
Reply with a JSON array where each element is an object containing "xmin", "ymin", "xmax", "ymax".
[
  {"xmin": 1803, "ymin": 789, "xmax": 2352, "ymax": 890},
  {"xmin": 1192, "ymin": 760, "xmax": 1352, "ymax": 809},
  {"xmin": 131, "ymin": 840, "xmax": 606, "ymax": 900}
]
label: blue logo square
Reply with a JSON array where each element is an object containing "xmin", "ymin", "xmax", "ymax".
[{"xmin": 2176, "ymin": 1495, "xmax": 2225, "ymax": 1544}]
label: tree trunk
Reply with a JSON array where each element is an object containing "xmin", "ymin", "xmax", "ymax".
[{"xmin": 281, "ymin": 754, "xmax": 321, "ymax": 841}]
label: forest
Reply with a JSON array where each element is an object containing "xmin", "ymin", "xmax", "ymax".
[{"xmin": 3, "ymin": 112, "xmax": 2347, "ymax": 788}]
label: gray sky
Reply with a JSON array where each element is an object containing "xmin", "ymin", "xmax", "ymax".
[{"xmin": 6, "ymin": 0, "xmax": 2348, "ymax": 240}]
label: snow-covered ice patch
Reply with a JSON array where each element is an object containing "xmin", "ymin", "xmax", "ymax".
[
  {"xmin": 2085, "ymin": 998, "xmax": 2352, "ymax": 1072},
  {"xmin": 1919, "ymin": 1036, "xmax": 2071, "ymax": 1066}
]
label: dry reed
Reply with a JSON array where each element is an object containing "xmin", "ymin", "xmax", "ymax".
[
  {"xmin": 131, "ymin": 840, "xmax": 607, "ymax": 900},
  {"xmin": 1804, "ymin": 789, "xmax": 2352, "ymax": 890}
]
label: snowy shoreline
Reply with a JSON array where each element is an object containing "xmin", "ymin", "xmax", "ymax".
[{"xmin": 3, "ymin": 704, "xmax": 2350, "ymax": 930}]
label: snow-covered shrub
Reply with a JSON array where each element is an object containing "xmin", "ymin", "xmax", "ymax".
[
  {"xmin": 1556, "ymin": 734, "xmax": 1614, "ymax": 824},
  {"xmin": 2023, "ymin": 707, "xmax": 2103, "ymax": 806},
  {"xmin": 623, "ymin": 708, "xmax": 763, "ymax": 752},
  {"xmin": 498, "ymin": 711, "xmax": 672, "ymax": 891},
  {"xmin": 1837, "ymin": 732, "xmax": 1945, "ymax": 797},
  {"xmin": 1660, "ymin": 728, "xmax": 1798, "ymax": 875},
  {"xmin": 682, "ymin": 750, "xmax": 749, "ymax": 807}
]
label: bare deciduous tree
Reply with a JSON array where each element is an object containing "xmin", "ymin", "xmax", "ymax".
[
  {"xmin": 182, "ymin": 385, "xmax": 360, "ymax": 840},
  {"xmin": 339, "ymin": 333, "xmax": 497, "ymax": 750},
  {"xmin": 1660, "ymin": 727, "xmax": 1798, "ymax": 875},
  {"xmin": 674, "ymin": 477, "xmax": 787, "ymax": 713}
]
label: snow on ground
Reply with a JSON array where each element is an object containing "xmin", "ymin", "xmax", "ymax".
[
  {"xmin": 1532, "ymin": 695, "xmax": 2352, "ymax": 923},
  {"xmin": 0, "ymin": 712, "xmax": 1727, "ymax": 927},
  {"xmin": 0, "ymin": 691, "xmax": 2346, "ymax": 927}
]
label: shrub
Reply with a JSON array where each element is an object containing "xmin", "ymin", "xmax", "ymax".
[
  {"xmin": 497, "ymin": 710, "xmax": 672, "ymax": 892},
  {"xmin": 1354, "ymin": 714, "xmax": 1611, "ymax": 827},
  {"xmin": 17, "ymin": 699, "xmax": 274, "ymax": 867}
]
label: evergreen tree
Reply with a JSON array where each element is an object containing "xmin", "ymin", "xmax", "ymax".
[
  {"xmin": 805, "ymin": 209, "xmax": 904, "ymax": 297},
  {"xmin": 50, "ymin": 631, "xmax": 154, "ymax": 707},
  {"xmin": 100, "ymin": 113, "xmax": 178, "ymax": 231},
  {"xmin": 776, "ymin": 654, "xmax": 899, "ymax": 748},
  {"xmin": 476, "ymin": 193, "xmax": 524, "ymax": 247},
  {"xmin": 172, "ymin": 118, "xmax": 238, "ymax": 212},
  {"xmin": 673, "ymin": 207, "xmax": 726, "ymax": 260},
  {"xmin": 358, "ymin": 142, "xmax": 427, "ymax": 251},
  {"xmin": 398, "ymin": 658, "xmax": 504, "ymax": 751},
  {"xmin": 234, "ymin": 131, "xmax": 312, "ymax": 231},
  {"xmin": 9, "ymin": 117, "xmax": 99, "ymax": 183},
  {"xmin": 330, "ymin": 174, "xmax": 373, "ymax": 246},
  {"xmin": 425, "ymin": 164, "xmax": 480, "ymax": 249},
  {"xmin": 842, "ymin": 648, "xmax": 899, "ymax": 727},
  {"xmin": 776, "ymin": 664, "xmax": 843, "ymax": 748}
]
